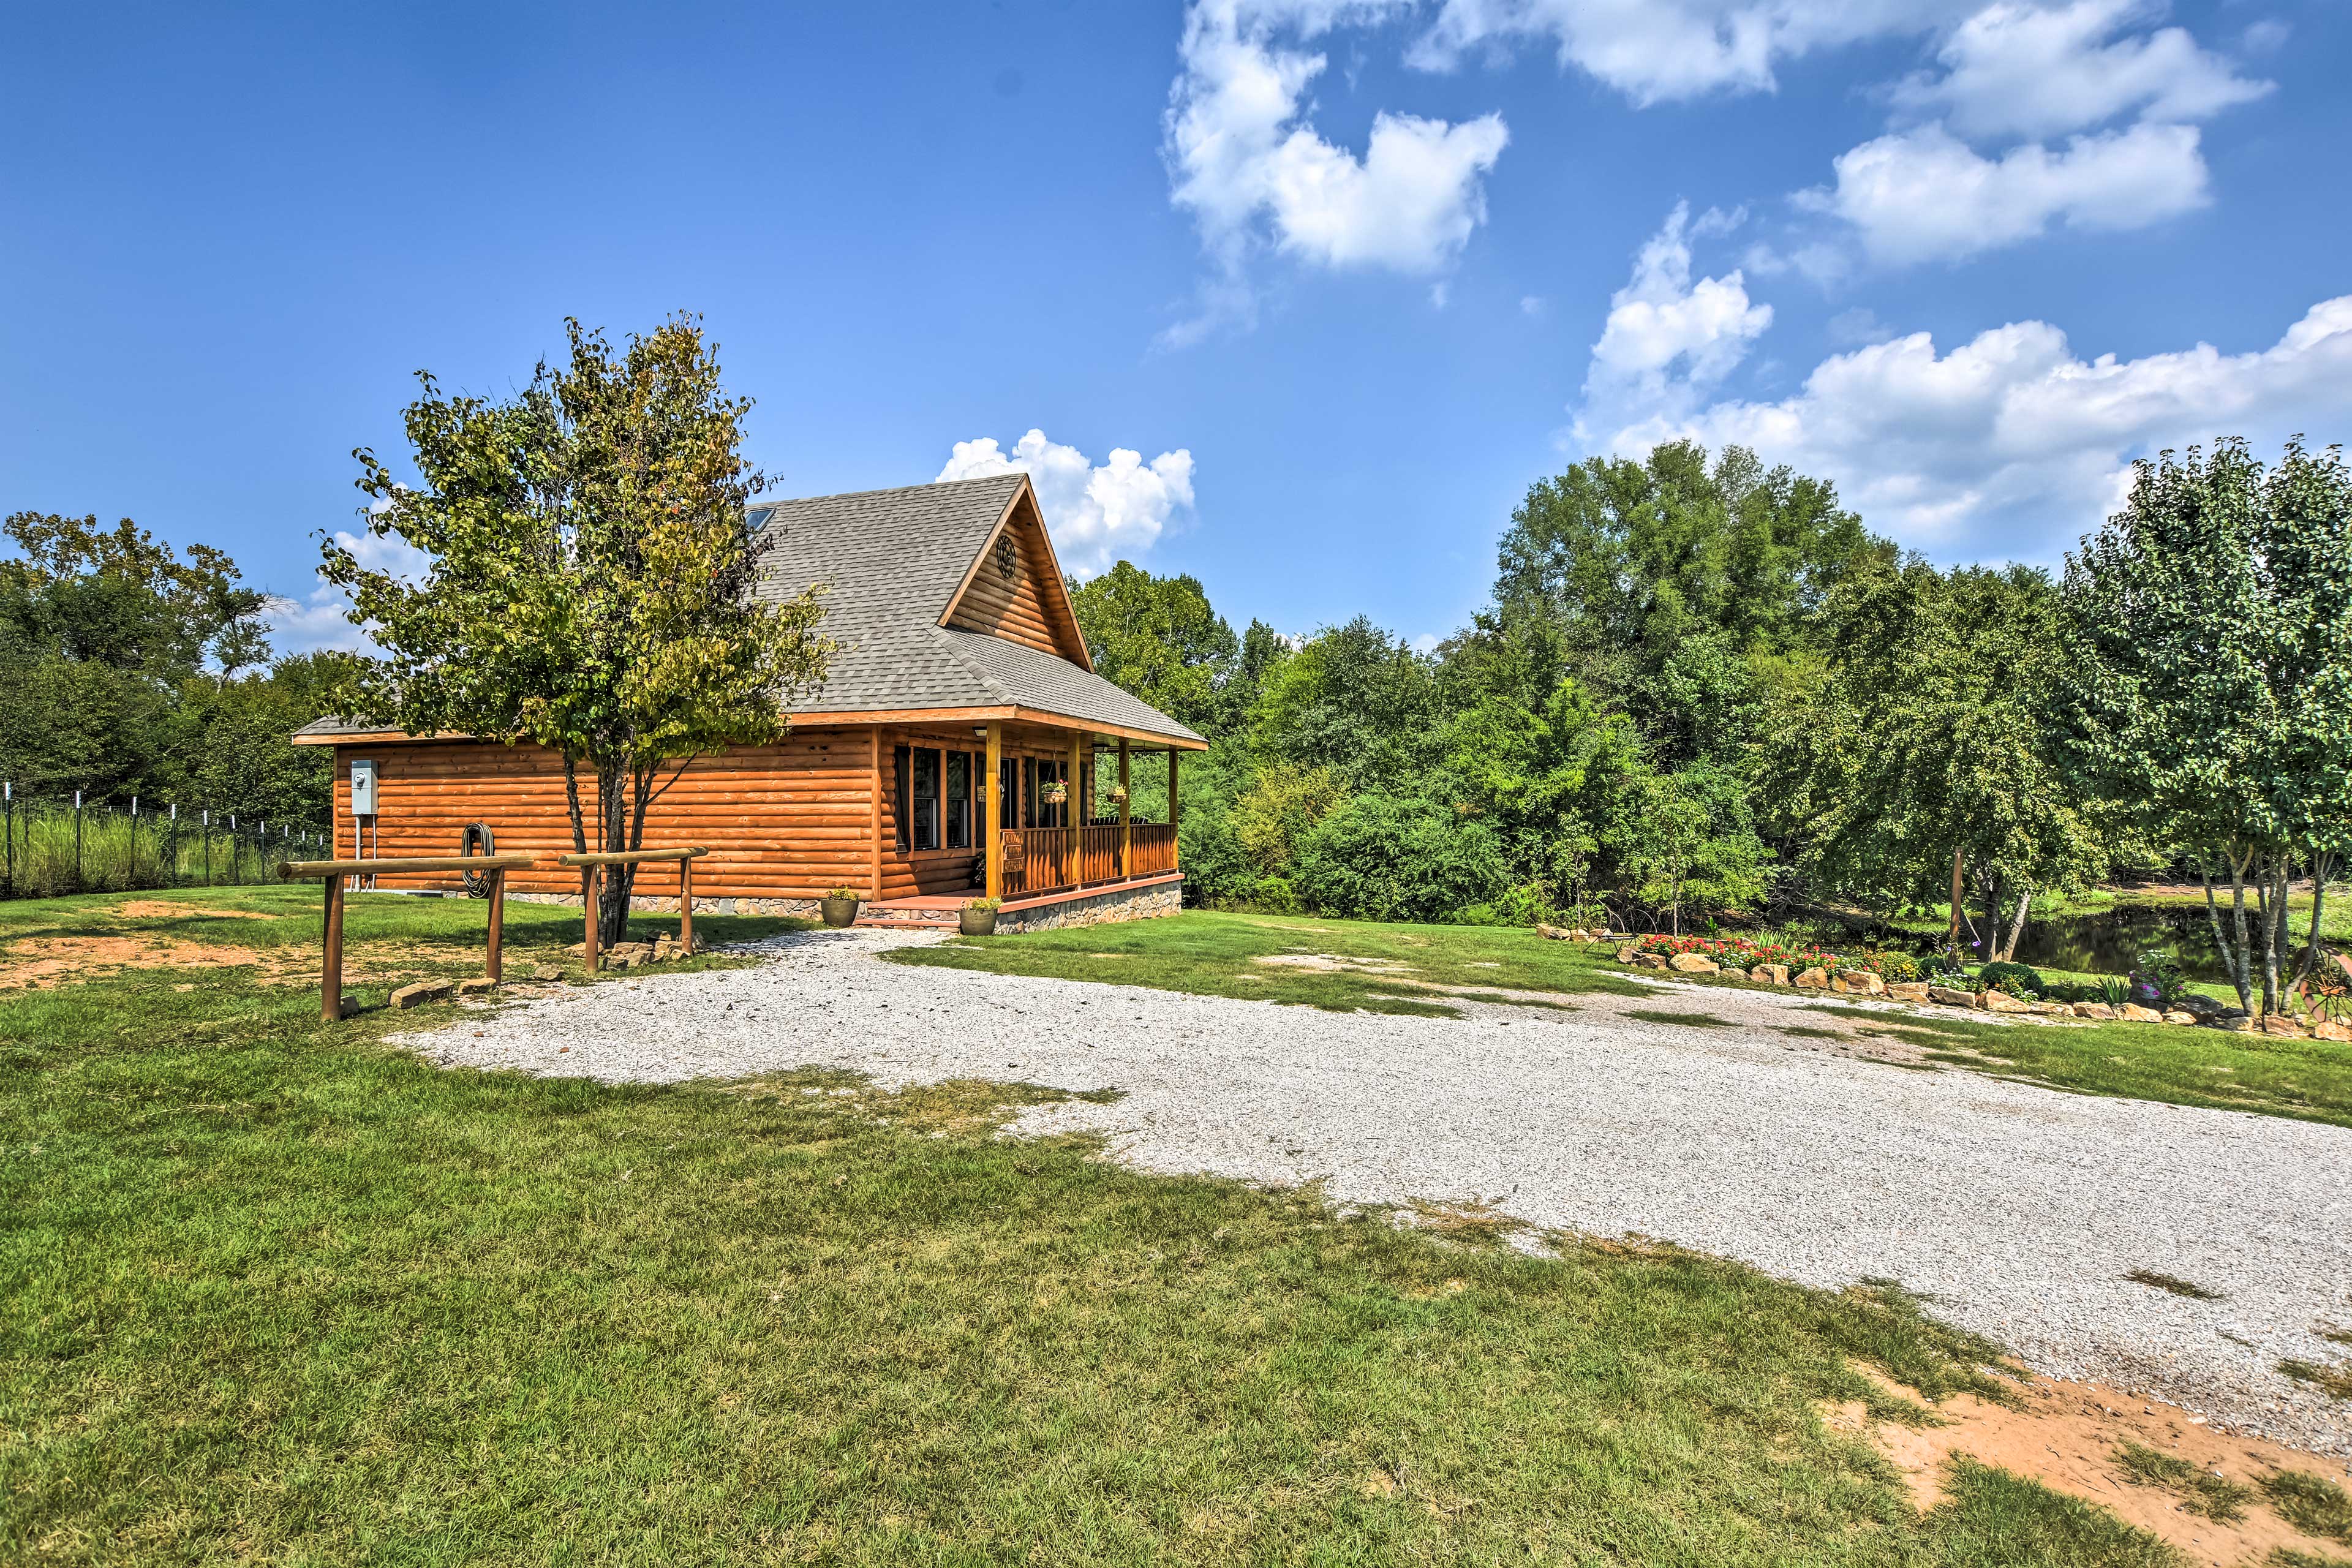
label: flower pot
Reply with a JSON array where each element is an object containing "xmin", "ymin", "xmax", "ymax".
[
  {"xmin": 959, "ymin": 907, "xmax": 998, "ymax": 937},
  {"xmin": 821, "ymin": 895, "xmax": 860, "ymax": 929}
]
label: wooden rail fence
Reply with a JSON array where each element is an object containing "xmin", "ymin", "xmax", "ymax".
[{"xmin": 278, "ymin": 853, "xmax": 537, "ymax": 1022}]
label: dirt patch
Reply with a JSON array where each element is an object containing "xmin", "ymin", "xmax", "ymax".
[
  {"xmin": 1253, "ymin": 953, "xmax": 1416, "ymax": 975},
  {"xmin": 1828, "ymin": 1360, "xmax": 2352, "ymax": 1563},
  {"xmin": 0, "ymin": 935, "xmax": 271, "ymax": 990},
  {"xmin": 111, "ymin": 900, "xmax": 280, "ymax": 921}
]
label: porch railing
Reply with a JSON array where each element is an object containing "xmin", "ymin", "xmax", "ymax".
[{"xmin": 1000, "ymin": 821, "xmax": 1179, "ymax": 899}]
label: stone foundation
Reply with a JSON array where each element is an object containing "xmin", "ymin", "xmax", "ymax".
[
  {"xmin": 511, "ymin": 891, "xmax": 824, "ymax": 918},
  {"xmin": 512, "ymin": 876, "xmax": 1183, "ymax": 930},
  {"xmin": 998, "ymin": 878, "xmax": 1182, "ymax": 932}
]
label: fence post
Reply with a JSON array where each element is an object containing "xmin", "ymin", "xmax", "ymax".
[
  {"xmin": 203, "ymin": 810, "xmax": 211, "ymax": 886},
  {"xmin": 321, "ymin": 872, "xmax": 345, "ymax": 1022},
  {"xmin": 74, "ymin": 791, "xmax": 83, "ymax": 893},
  {"xmin": 486, "ymin": 868, "xmax": 505, "ymax": 982}
]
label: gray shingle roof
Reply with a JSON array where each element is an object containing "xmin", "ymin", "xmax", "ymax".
[{"xmin": 293, "ymin": 475, "xmax": 1204, "ymax": 746}]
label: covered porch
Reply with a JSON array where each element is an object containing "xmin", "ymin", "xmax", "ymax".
[{"xmin": 862, "ymin": 712, "xmax": 1195, "ymax": 918}]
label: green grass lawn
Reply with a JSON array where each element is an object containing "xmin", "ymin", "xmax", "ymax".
[
  {"xmin": 900, "ymin": 911, "xmax": 2352, "ymax": 1130},
  {"xmin": 889, "ymin": 908, "xmax": 1653, "ymax": 1016},
  {"xmin": 0, "ymin": 886, "xmax": 2204, "ymax": 1563}
]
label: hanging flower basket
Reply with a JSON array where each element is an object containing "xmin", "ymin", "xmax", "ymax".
[{"xmin": 1041, "ymin": 782, "xmax": 1068, "ymax": 806}]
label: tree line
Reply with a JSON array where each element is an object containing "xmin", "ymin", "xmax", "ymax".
[
  {"xmin": 0, "ymin": 510, "xmax": 342, "ymax": 830},
  {"xmin": 1071, "ymin": 437, "xmax": 2352, "ymax": 1018}
]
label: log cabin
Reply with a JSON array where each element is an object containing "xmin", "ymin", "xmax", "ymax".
[{"xmin": 291, "ymin": 473, "xmax": 1206, "ymax": 930}]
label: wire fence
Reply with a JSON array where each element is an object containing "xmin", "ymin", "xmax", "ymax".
[{"xmin": 0, "ymin": 786, "xmax": 329, "ymax": 900}]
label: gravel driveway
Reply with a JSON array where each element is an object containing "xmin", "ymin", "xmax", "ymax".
[{"xmin": 410, "ymin": 928, "xmax": 2352, "ymax": 1457}]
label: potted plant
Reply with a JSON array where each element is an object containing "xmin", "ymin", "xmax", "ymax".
[
  {"xmin": 821, "ymin": 886, "xmax": 862, "ymax": 928},
  {"xmin": 960, "ymin": 896, "xmax": 1001, "ymax": 937},
  {"xmin": 1041, "ymin": 780, "xmax": 1068, "ymax": 807},
  {"xmin": 1108, "ymin": 783, "xmax": 1129, "ymax": 807}
]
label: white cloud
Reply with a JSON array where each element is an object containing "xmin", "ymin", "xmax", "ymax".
[
  {"xmin": 1578, "ymin": 203, "xmax": 1771, "ymax": 433},
  {"xmin": 937, "ymin": 429, "xmax": 1197, "ymax": 578},
  {"xmin": 1409, "ymin": 0, "xmax": 1976, "ymax": 105},
  {"xmin": 1796, "ymin": 120, "xmax": 2209, "ymax": 266},
  {"xmin": 1162, "ymin": 0, "xmax": 1508, "ymax": 342},
  {"xmin": 1520, "ymin": 294, "xmax": 1547, "ymax": 315},
  {"xmin": 265, "ymin": 526, "xmax": 432, "ymax": 655},
  {"xmin": 1590, "ymin": 295, "xmax": 2352, "ymax": 559},
  {"xmin": 1887, "ymin": 0, "xmax": 2271, "ymax": 141}
]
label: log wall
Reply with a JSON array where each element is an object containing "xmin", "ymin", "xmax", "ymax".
[
  {"xmin": 943, "ymin": 499, "xmax": 1080, "ymax": 660},
  {"xmin": 328, "ymin": 721, "xmax": 1124, "ymax": 903}
]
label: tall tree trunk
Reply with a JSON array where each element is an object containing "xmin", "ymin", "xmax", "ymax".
[
  {"xmin": 2200, "ymin": 843, "xmax": 2255, "ymax": 1012},
  {"xmin": 1998, "ymin": 885, "xmax": 2034, "ymax": 962},
  {"xmin": 2261, "ymin": 853, "xmax": 2290, "ymax": 1017},
  {"xmin": 1980, "ymin": 870, "xmax": 2002, "ymax": 965},
  {"xmin": 1947, "ymin": 848, "xmax": 1964, "ymax": 961}
]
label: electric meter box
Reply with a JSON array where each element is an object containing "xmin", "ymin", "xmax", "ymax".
[{"xmin": 350, "ymin": 759, "xmax": 379, "ymax": 818}]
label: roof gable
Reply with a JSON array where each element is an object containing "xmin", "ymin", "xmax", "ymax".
[{"xmin": 937, "ymin": 483, "xmax": 1091, "ymax": 669}]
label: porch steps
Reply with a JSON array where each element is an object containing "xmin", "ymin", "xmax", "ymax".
[{"xmin": 853, "ymin": 911, "xmax": 959, "ymax": 930}]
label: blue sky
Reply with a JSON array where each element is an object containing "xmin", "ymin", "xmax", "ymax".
[{"xmin": 4, "ymin": 0, "xmax": 2347, "ymax": 655}]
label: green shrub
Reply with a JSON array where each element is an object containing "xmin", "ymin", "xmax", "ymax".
[
  {"xmin": 1978, "ymin": 960, "xmax": 2045, "ymax": 995},
  {"xmin": 1291, "ymin": 793, "xmax": 1509, "ymax": 924}
]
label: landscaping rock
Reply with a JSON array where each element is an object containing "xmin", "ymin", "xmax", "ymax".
[
  {"xmin": 1833, "ymin": 971, "xmax": 1885, "ymax": 996},
  {"xmin": 1634, "ymin": 952, "xmax": 1670, "ymax": 970},
  {"xmin": 1668, "ymin": 953, "xmax": 1721, "ymax": 974},
  {"xmin": 2070, "ymin": 1001, "xmax": 2116, "ymax": 1020},
  {"xmin": 457, "ymin": 978, "xmax": 498, "ymax": 998},
  {"xmin": 2162, "ymin": 1011, "xmax": 2198, "ymax": 1026},
  {"xmin": 2032, "ymin": 1001, "xmax": 2073, "ymax": 1016},
  {"xmin": 2260, "ymin": 1014, "xmax": 2307, "ymax": 1038},
  {"xmin": 1536, "ymin": 924, "xmax": 1572, "ymax": 941},
  {"xmin": 1983, "ymin": 990, "xmax": 2034, "ymax": 1014},
  {"xmin": 1793, "ymin": 967, "xmax": 1830, "ymax": 989},
  {"xmin": 2206, "ymin": 1014, "xmax": 2257, "ymax": 1033},
  {"xmin": 532, "ymin": 965, "xmax": 562, "ymax": 981},
  {"xmin": 2175, "ymin": 992, "xmax": 2223, "ymax": 1018},
  {"xmin": 2313, "ymin": 1019, "xmax": 2352, "ymax": 1042},
  {"xmin": 1760, "ymin": 963, "xmax": 1792, "ymax": 987},
  {"xmin": 1928, "ymin": 986, "xmax": 1980, "ymax": 1009},
  {"xmin": 1616, "ymin": 945, "xmax": 1638, "ymax": 964},
  {"xmin": 2118, "ymin": 1003, "xmax": 2164, "ymax": 1023},
  {"xmin": 1886, "ymin": 982, "xmax": 1932, "ymax": 1003},
  {"xmin": 389, "ymin": 980, "xmax": 454, "ymax": 1010}
]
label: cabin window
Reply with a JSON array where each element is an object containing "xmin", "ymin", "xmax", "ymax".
[
  {"xmin": 912, "ymin": 747, "xmax": 941, "ymax": 851},
  {"xmin": 1000, "ymin": 757, "xmax": 1017, "ymax": 830},
  {"xmin": 945, "ymin": 752, "xmax": 971, "ymax": 849}
]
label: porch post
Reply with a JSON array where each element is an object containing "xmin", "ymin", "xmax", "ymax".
[
  {"xmin": 869, "ymin": 727, "xmax": 884, "ymax": 899},
  {"xmin": 1118, "ymin": 737, "xmax": 1131, "ymax": 875},
  {"xmin": 984, "ymin": 720, "xmax": 1003, "ymax": 901},
  {"xmin": 1169, "ymin": 747, "xmax": 1180, "ymax": 830}
]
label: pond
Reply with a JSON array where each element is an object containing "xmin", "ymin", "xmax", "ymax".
[{"xmin": 2002, "ymin": 902, "xmax": 2278, "ymax": 982}]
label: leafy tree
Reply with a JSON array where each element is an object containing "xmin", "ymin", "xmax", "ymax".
[
  {"xmin": 0, "ymin": 511, "xmax": 269, "ymax": 677},
  {"xmin": 2064, "ymin": 439, "xmax": 2352, "ymax": 1014},
  {"xmin": 1434, "ymin": 609, "xmax": 1649, "ymax": 922},
  {"xmin": 1493, "ymin": 440, "xmax": 1888, "ymax": 761},
  {"xmin": 1251, "ymin": 616, "xmax": 1438, "ymax": 788},
  {"xmin": 0, "ymin": 511, "xmax": 275, "ymax": 802},
  {"xmin": 1624, "ymin": 760, "xmax": 1769, "ymax": 934},
  {"xmin": 324, "ymin": 317, "xmax": 834, "ymax": 942},
  {"xmin": 1768, "ymin": 560, "xmax": 2106, "ymax": 960},
  {"xmin": 1067, "ymin": 562, "xmax": 1237, "ymax": 739}
]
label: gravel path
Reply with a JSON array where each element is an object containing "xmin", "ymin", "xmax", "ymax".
[{"xmin": 409, "ymin": 928, "xmax": 2352, "ymax": 1457}]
